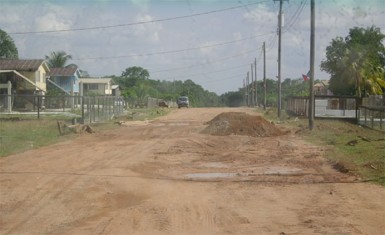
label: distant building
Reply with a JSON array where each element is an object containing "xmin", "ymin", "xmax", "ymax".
[
  {"xmin": 0, "ymin": 59, "xmax": 50, "ymax": 95},
  {"xmin": 47, "ymin": 66, "xmax": 81, "ymax": 95},
  {"xmin": 313, "ymin": 80, "xmax": 332, "ymax": 95},
  {"xmin": 79, "ymin": 77, "xmax": 112, "ymax": 96},
  {"xmin": 111, "ymin": 84, "xmax": 121, "ymax": 96}
]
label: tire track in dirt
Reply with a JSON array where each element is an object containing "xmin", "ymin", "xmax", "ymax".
[
  {"xmin": 1, "ymin": 108, "xmax": 384, "ymax": 234},
  {"xmin": 1, "ymin": 128, "xmax": 156, "ymax": 234},
  {"xmin": 2, "ymin": 174, "xmax": 81, "ymax": 234},
  {"xmin": 42, "ymin": 120, "xmax": 201, "ymax": 234}
]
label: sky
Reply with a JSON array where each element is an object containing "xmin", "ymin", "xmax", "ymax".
[{"xmin": 0, "ymin": 0, "xmax": 384, "ymax": 95}]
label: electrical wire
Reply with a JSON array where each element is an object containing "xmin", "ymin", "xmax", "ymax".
[
  {"xmin": 72, "ymin": 32, "xmax": 274, "ymax": 61},
  {"xmin": 151, "ymin": 48, "xmax": 260, "ymax": 74},
  {"xmin": 283, "ymin": 0, "xmax": 307, "ymax": 33},
  {"xmin": 9, "ymin": 1, "xmax": 269, "ymax": 35}
]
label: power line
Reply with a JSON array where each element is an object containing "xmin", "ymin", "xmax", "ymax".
[
  {"xmin": 73, "ymin": 32, "xmax": 274, "ymax": 61},
  {"xmin": 283, "ymin": 0, "xmax": 307, "ymax": 33},
  {"xmin": 156, "ymin": 63, "xmax": 248, "ymax": 81},
  {"xmin": 151, "ymin": 48, "xmax": 260, "ymax": 74},
  {"xmin": 9, "ymin": 1, "xmax": 269, "ymax": 35},
  {"xmin": 203, "ymin": 74, "xmax": 243, "ymax": 83}
]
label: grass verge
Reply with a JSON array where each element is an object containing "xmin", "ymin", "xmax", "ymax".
[
  {"xmin": 0, "ymin": 108, "xmax": 170, "ymax": 157},
  {"xmin": 261, "ymin": 108, "xmax": 385, "ymax": 186}
]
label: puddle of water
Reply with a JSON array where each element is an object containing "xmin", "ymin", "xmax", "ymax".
[
  {"xmin": 152, "ymin": 123, "xmax": 165, "ymax": 127},
  {"xmin": 263, "ymin": 167, "xmax": 302, "ymax": 175},
  {"xmin": 153, "ymin": 122, "xmax": 189, "ymax": 127},
  {"xmin": 200, "ymin": 162, "xmax": 230, "ymax": 168},
  {"xmin": 185, "ymin": 172, "xmax": 237, "ymax": 179},
  {"xmin": 185, "ymin": 167, "xmax": 303, "ymax": 180},
  {"xmin": 170, "ymin": 122, "xmax": 190, "ymax": 126}
]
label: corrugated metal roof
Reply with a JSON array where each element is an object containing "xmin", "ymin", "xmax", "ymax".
[
  {"xmin": 0, "ymin": 70, "xmax": 44, "ymax": 91},
  {"xmin": 47, "ymin": 67, "xmax": 78, "ymax": 76},
  {"xmin": 79, "ymin": 78, "xmax": 112, "ymax": 84},
  {"xmin": 0, "ymin": 59, "xmax": 46, "ymax": 71}
]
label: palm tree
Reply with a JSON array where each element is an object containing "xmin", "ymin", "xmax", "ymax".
[
  {"xmin": 45, "ymin": 51, "xmax": 72, "ymax": 68},
  {"xmin": 339, "ymin": 46, "xmax": 384, "ymax": 97},
  {"xmin": 364, "ymin": 66, "xmax": 385, "ymax": 95}
]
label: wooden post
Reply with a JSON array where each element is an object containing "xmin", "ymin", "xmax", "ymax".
[
  {"xmin": 7, "ymin": 81, "xmax": 12, "ymax": 112},
  {"xmin": 1, "ymin": 81, "xmax": 13, "ymax": 112},
  {"xmin": 309, "ymin": 0, "xmax": 315, "ymax": 129},
  {"xmin": 37, "ymin": 95, "xmax": 40, "ymax": 119},
  {"xmin": 263, "ymin": 42, "xmax": 267, "ymax": 110},
  {"xmin": 246, "ymin": 72, "xmax": 249, "ymax": 106},
  {"xmin": 254, "ymin": 57, "xmax": 257, "ymax": 107},
  {"xmin": 251, "ymin": 63, "xmax": 254, "ymax": 106},
  {"xmin": 243, "ymin": 79, "xmax": 246, "ymax": 105},
  {"xmin": 81, "ymin": 96, "xmax": 85, "ymax": 124}
]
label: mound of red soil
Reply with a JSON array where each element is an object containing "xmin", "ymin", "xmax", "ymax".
[{"xmin": 202, "ymin": 112, "xmax": 285, "ymax": 137}]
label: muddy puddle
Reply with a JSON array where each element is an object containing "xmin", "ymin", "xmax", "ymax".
[
  {"xmin": 185, "ymin": 166, "xmax": 303, "ymax": 180},
  {"xmin": 185, "ymin": 172, "xmax": 238, "ymax": 179},
  {"xmin": 263, "ymin": 166, "xmax": 303, "ymax": 175}
]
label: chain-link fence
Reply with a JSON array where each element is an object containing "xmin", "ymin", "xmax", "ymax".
[
  {"xmin": 0, "ymin": 94, "xmax": 125, "ymax": 124},
  {"xmin": 286, "ymin": 95, "xmax": 358, "ymax": 119},
  {"xmin": 358, "ymin": 95, "xmax": 385, "ymax": 131}
]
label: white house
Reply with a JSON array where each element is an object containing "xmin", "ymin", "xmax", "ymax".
[{"xmin": 79, "ymin": 77, "xmax": 112, "ymax": 96}]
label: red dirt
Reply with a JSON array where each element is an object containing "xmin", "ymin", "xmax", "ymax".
[
  {"xmin": 0, "ymin": 108, "xmax": 384, "ymax": 235},
  {"xmin": 202, "ymin": 112, "xmax": 285, "ymax": 137}
]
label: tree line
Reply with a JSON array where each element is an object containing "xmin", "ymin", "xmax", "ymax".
[
  {"xmin": 1, "ymin": 25, "xmax": 384, "ymax": 108},
  {"xmin": 110, "ymin": 66, "xmax": 221, "ymax": 107}
]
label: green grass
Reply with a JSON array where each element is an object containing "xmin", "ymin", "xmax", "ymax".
[
  {"xmin": 3, "ymin": 107, "xmax": 383, "ymax": 186},
  {"xmin": 0, "ymin": 108, "xmax": 170, "ymax": 157},
  {"xmin": 0, "ymin": 118, "xmax": 70, "ymax": 157},
  {"xmin": 125, "ymin": 107, "xmax": 170, "ymax": 121},
  {"xmin": 302, "ymin": 120, "xmax": 385, "ymax": 185},
  {"xmin": 260, "ymin": 108, "xmax": 385, "ymax": 185}
]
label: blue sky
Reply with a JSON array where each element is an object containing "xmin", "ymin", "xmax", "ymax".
[{"xmin": 1, "ymin": 0, "xmax": 384, "ymax": 94}]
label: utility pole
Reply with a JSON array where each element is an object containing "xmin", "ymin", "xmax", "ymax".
[
  {"xmin": 274, "ymin": 0, "xmax": 287, "ymax": 118},
  {"xmin": 254, "ymin": 57, "xmax": 257, "ymax": 107},
  {"xmin": 309, "ymin": 0, "xmax": 315, "ymax": 129},
  {"xmin": 246, "ymin": 72, "xmax": 250, "ymax": 106},
  {"xmin": 251, "ymin": 63, "xmax": 254, "ymax": 106},
  {"xmin": 243, "ymin": 79, "xmax": 246, "ymax": 105},
  {"xmin": 263, "ymin": 42, "xmax": 267, "ymax": 110}
]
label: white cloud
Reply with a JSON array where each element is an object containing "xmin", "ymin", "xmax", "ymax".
[
  {"xmin": 0, "ymin": 12, "xmax": 21, "ymax": 25},
  {"xmin": 130, "ymin": 0, "xmax": 150, "ymax": 8},
  {"xmin": 198, "ymin": 41, "xmax": 220, "ymax": 55},
  {"xmin": 244, "ymin": 4, "xmax": 275, "ymax": 22},
  {"xmin": 132, "ymin": 14, "xmax": 163, "ymax": 43},
  {"xmin": 243, "ymin": 4, "xmax": 276, "ymax": 31},
  {"xmin": 34, "ymin": 12, "xmax": 72, "ymax": 32},
  {"xmin": 1, "ymin": 0, "xmax": 384, "ymax": 94}
]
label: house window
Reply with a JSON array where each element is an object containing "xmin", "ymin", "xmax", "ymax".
[{"xmin": 88, "ymin": 84, "xmax": 99, "ymax": 90}]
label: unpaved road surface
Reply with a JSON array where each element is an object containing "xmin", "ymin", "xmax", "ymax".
[{"xmin": 1, "ymin": 108, "xmax": 384, "ymax": 235}]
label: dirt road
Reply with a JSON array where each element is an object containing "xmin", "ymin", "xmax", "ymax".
[{"xmin": 1, "ymin": 108, "xmax": 384, "ymax": 235}]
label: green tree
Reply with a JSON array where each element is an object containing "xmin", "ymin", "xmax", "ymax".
[
  {"xmin": 122, "ymin": 66, "xmax": 150, "ymax": 79},
  {"xmin": 115, "ymin": 66, "xmax": 150, "ymax": 89},
  {"xmin": 364, "ymin": 66, "xmax": 385, "ymax": 94},
  {"xmin": 220, "ymin": 91, "xmax": 243, "ymax": 107},
  {"xmin": 45, "ymin": 51, "xmax": 73, "ymax": 68},
  {"xmin": 321, "ymin": 26, "xmax": 385, "ymax": 96},
  {"xmin": 0, "ymin": 29, "xmax": 18, "ymax": 59},
  {"xmin": 112, "ymin": 66, "xmax": 224, "ymax": 107}
]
